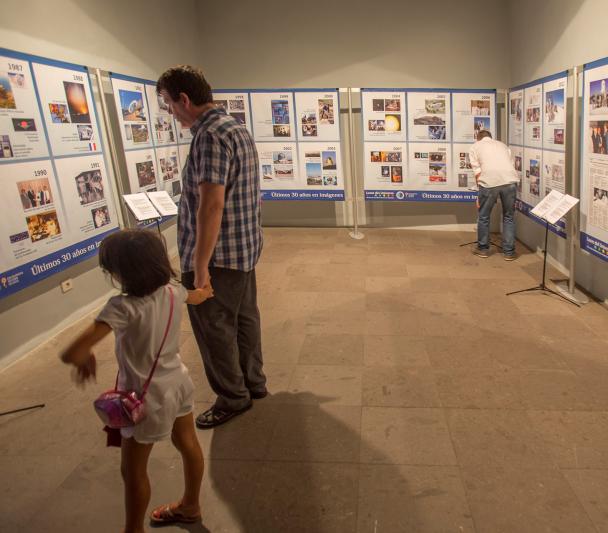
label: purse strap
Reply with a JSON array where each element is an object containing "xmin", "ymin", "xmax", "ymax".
[{"xmin": 113, "ymin": 285, "xmax": 175, "ymax": 397}]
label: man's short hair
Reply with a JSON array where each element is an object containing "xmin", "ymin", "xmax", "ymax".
[
  {"xmin": 156, "ymin": 65, "xmax": 213, "ymax": 105},
  {"xmin": 477, "ymin": 130, "xmax": 492, "ymax": 140}
]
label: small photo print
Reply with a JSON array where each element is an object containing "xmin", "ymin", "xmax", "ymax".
[
  {"xmin": 77, "ymin": 124, "xmax": 94, "ymax": 141},
  {"xmin": 458, "ymin": 173, "xmax": 468, "ymax": 187},
  {"xmin": 414, "ymin": 115, "xmax": 445, "ymax": 126},
  {"xmin": 17, "ymin": 178, "xmax": 53, "ymax": 210},
  {"xmin": 323, "ymin": 175, "xmax": 337, "ymax": 186},
  {"xmin": 530, "ymin": 159, "xmax": 540, "ymax": 178},
  {"xmin": 554, "ymin": 128, "xmax": 564, "ymax": 145},
  {"xmin": 301, "ymin": 112, "xmax": 317, "ymax": 125},
  {"xmin": 381, "ymin": 151, "xmax": 401, "ymax": 163},
  {"xmin": 370, "ymin": 151, "xmax": 382, "ymax": 163},
  {"xmin": 473, "ymin": 117, "xmax": 491, "ymax": 139},
  {"xmin": 385, "ymin": 114, "xmax": 401, "ymax": 132},
  {"xmin": 532, "ymin": 126, "xmax": 541, "ymax": 140},
  {"xmin": 306, "ymin": 162, "xmax": 322, "ymax": 182},
  {"xmin": 425, "ymin": 98, "xmax": 446, "ymax": 114},
  {"xmin": 590, "ymin": 121, "xmax": 608, "ymax": 154},
  {"xmin": 589, "ymin": 78, "xmax": 608, "ymax": 114},
  {"xmin": 471, "ymin": 99, "xmax": 490, "ymax": 116},
  {"xmin": 171, "ymin": 180, "xmax": 182, "ymax": 196},
  {"xmin": 0, "ymin": 73, "xmax": 16, "ymax": 109},
  {"xmin": 372, "ymin": 99, "xmax": 384, "ymax": 112},
  {"xmin": 131, "ymin": 124, "xmax": 149, "ymax": 143},
  {"xmin": 48, "ymin": 103, "xmax": 70, "ymax": 124},
  {"xmin": 229, "ymin": 99, "xmax": 245, "ymax": 111},
  {"xmin": 91, "ymin": 205, "xmax": 110, "ymax": 229},
  {"xmin": 593, "ymin": 187, "xmax": 608, "ymax": 201},
  {"xmin": 215, "ymin": 100, "xmax": 228, "ymax": 110},
  {"xmin": 154, "ymin": 115, "xmax": 173, "ymax": 133},
  {"xmin": 159, "ymin": 156, "xmax": 179, "ymax": 181},
  {"xmin": 458, "ymin": 152, "xmax": 471, "ymax": 169},
  {"xmin": 157, "ymin": 93, "xmax": 169, "ymax": 112},
  {"xmin": 262, "ymin": 164, "xmax": 273, "ymax": 180},
  {"xmin": 429, "ymin": 152, "xmax": 446, "ymax": 163},
  {"xmin": 322, "ymin": 151, "xmax": 337, "ymax": 170},
  {"xmin": 530, "ymin": 176, "xmax": 540, "ymax": 196},
  {"xmin": 119, "ymin": 89, "xmax": 146, "ymax": 122},
  {"xmin": 273, "ymin": 151, "xmax": 293, "ymax": 165},
  {"xmin": 514, "ymin": 156, "xmax": 522, "ymax": 171},
  {"xmin": 385, "ymin": 99, "xmax": 400, "ymax": 112},
  {"xmin": 8, "ymin": 72, "xmax": 26, "ymax": 89},
  {"xmin": 230, "ymin": 112, "xmax": 246, "ymax": 125},
  {"xmin": 381, "ymin": 166, "xmax": 390, "ymax": 177},
  {"xmin": 271, "ymin": 100, "xmax": 290, "ymax": 125},
  {"xmin": 318, "ymin": 99, "xmax": 334, "ymax": 124},
  {"xmin": 302, "ymin": 124, "xmax": 317, "ymax": 136},
  {"xmin": 369, "ymin": 119, "xmax": 385, "ymax": 132},
  {"xmin": 510, "ymin": 97, "xmax": 522, "ymax": 121},
  {"xmin": 429, "ymin": 125, "xmax": 446, "ymax": 140},
  {"xmin": 545, "ymin": 89, "xmax": 564, "ymax": 123},
  {"xmin": 75, "ymin": 170, "xmax": 104, "ymax": 205},
  {"xmin": 124, "ymin": 124, "xmax": 133, "ymax": 141},
  {"xmin": 273, "ymin": 125, "xmax": 290, "ymax": 137},
  {"xmin": 391, "ymin": 166, "xmax": 403, "ymax": 183},
  {"xmin": 64, "ymin": 82, "xmax": 91, "ymax": 124},
  {"xmin": 429, "ymin": 162, "xmax": 447, "ymax": 182},
  {"xmin": 274, "ymin": 166, "xmax": 294, "ymax": 178},
  {"xmin": 0, "ymin": 135, "xmax": 14, "ymax": 158},
  {"xmin": 526, "ymin": 107, "xmax": 540, "ymax": 123},
  {"xmin": 135, "ymin": 160, "xmax": 156, "ymax": 187},
  {"xmin": 12, "ymin": 118, "xmax": 36, "ymax": 132},
  {"xmin": 26, "ymin": 210, "xmax": 61, "ymax": 242}
]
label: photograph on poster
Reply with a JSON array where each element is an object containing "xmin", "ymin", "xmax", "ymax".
[
  {"xmin": 275, "ymin": 167, "xmax": 294, "ymax": 178},
  {"xmin": 302, "ymin": 124, "xmax": 317, "ymax": 136},
  {"xmin": 589, "ymin": 121, "xmax": 608, "ymax": 154},
  {"xmin": 471, "ymin": 100, "xmax": 490, "ymax": 116},
  {"xmin": 273, "ymin": 125, "xmax": 290, "ymax": 137},
  {"xmin": 318, "ymin": 99, "xmax": 334, "ymax": 124},
  {"xmin": 230, "ymin": 112, "xmax": 246, "ymax": 125},
  {"xmin": 8, "ymin": 72, "xmax": 25, "ymax": 89},
  {"xmin": 63, "ymin": 82, "xmax": 90, "ymax": 123},
  {"xmin": 262, "ymin": 164, "xmax": 273, "ymax": 180},
  {"xmin": 1, "ymin": 135, "xmax": 14, "ymax": 158},
  {"xmin": 532, "ymin": 126, "xmax": 541, "ymax": 139},
  {"xmin": 425, "ymin": 99, "xmax": 446, "ymax": 114},
  {"xmin": 373, "ymin": 99, "xmax": 384, "ymax": 111},
  {"xmin": 510, "ymin": 97, "xmax": 522, "ymax": 120},
  {"xmin": 12, "ymin": 118, "xmax": 36, "ymax": 132},
  {"xmin": 273, "ymin": 151, "xmax": 293, "ymax": 165},
  {"xmin": 546, "ymin": 163, "xmax": 564, "ymax": 181},
  {"xmin": 132, "ymin": 124, "xmax": 149, "ymax": 143},
  {"xmin": 75, "ymin": 170, "xmax": 104, "ymax": 205},
  {"xmin": 157, "ymin": 93, "xmax": 169, "ymax": 112},
  {"xmin": 0, "ymin": 73, "xmax": 16, "ymax": 109},
  {"xmin": 77, "ymin": 124, "xmax": 93, "ymax": 141},
  {"xmin": 385, "ymin": 114, "xmax": 401, "ymax": 132},
  {"xmin": 430, "ymin": 152, "xmax": 446, "ymax": 163},
  {"xmin": 323, "ymin": 175, "xmax": 337, "ymax": 186},
  {"xmin": 215, "ymin": 100, "xmax": 228, "ymax": 110},
  {"xmin": 529, "ymin": 159, "xmax": 540, "ymax": 177},
  {"xmin": 160, "ymin": 156, "xmax": 178, "ymax": 181},
  {"xmin": 381, "ymin": 151, "xmax": 401, "ymax": 163},
  {"xmin": 429, "ymin": 125, "xmax": 446, "ymax": 140},
  {"xmin": 385, "ymin": 99, "xmax": 400, "ymax": 112},
  {"xmin": 48, "ymin": 103, "xmax": 70, "ymax": 123},
  {"xmin": 136, "ymin": 160, "xmax": 156, "ymax": 187},
  {"xmin": 381, "ymin": 166, "xmax": 390, "ymax": 177},
  {"xmin": 554, "ymin": 129, "xmax": 564, "ymax": 144},
  {"xmin": 172, "ymin": 180, "xmax": 181, "ymax": 196},
  {"xmin": 474, "ymin": 117, "xmax": 491, "ymax": 139},
  {"xmin": 92, "ymin": 205, "xmax": 110, "ymax": 229},
  {"xmin": 526, "ymin": 107, "xmax": 540, "ymax": 122},
  {"xmin": 322, "ymin": 151, "xmax": 336, "ymax": 170},
  {"xmin": 459, "ymin": 152, "xmax": 472, "ymax": 169},
  {"xmin": 391, "ymin": 166, "xmax": 403, "ymax": 183},
  {"xmin": 590, "ymin": 78, "xmax": 608, "ymax": 114},
  {"xmin": 369, "ymin": 120, "xmax": 385, "ymax": 132},
  {"xmin": 119, "ymin": 89, "xmax": 146, "ymax": 122},
  {"xmin": 458, "ymin": 174, "xmax": 468, "ymax": 187},
  {"xmin": 429, "ymin": 162, "xmax": 447, "ymax": 182},
  {"xmin": 271, "ymin": 100, "xmax": 290, "ymax": 124},
  {"xmin": 229, "ymin": 99, "xmax": 245, "ymax": 111},
  {"xmin": 17, "ymin": 178, "xmax": 53, "ymax": 210},
  {"xmin": 306, "ymin": 162, "xmax": 322, "ymax": 185},
  {"xmin": 302, "ymin": 113, "xmax": 316, "ymax": 124},
  {"xmin": 124, "ymin": 124, "xmax": 133, "ymax": 141},
  {"xmin": 545, "ymin": 89, "xmax": 565, "ymax": 123},
  {"xmin": 154, "ymin": 116, "xmax": 175, "ymax": 141},
  {"xmin": 414, "ymin": 115, "xmax": 445, "ymax": 125},
  {"xmin": 515, "ymin": 156, "xmax": 522, "ymax": 171},
  {"xmin": 26, "ymin": 210, "xmax": 61, "ymax": 241},
  {"xmin": 371, "ymin": 151, "xmax": 381, "ymax": 162}
]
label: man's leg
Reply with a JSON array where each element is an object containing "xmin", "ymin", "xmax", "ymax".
[
  {"xmin": 237, "ymin": 269, "xmax": 266, "ymax": 395},
  {"xmin": 499, "ymin": 183, "xmax": 517, "ymax": 256},
  {"xmin": 182, "ymin": 269, "xmax": 251, "ymax": 412},
  {"xmin": 477, "ymin": 186, "xmax": 498, "ymax": 250}
]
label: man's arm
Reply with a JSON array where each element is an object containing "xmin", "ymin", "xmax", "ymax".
[
  {"xmin": 468, "ymin": 146, "xmax": 481, "ymax": 185},
  {"xmin": 193, "ymin": 182, "xmax": 225, "ymax": 289}
]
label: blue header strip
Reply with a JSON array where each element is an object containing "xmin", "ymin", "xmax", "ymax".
[
  {"xmin": 109, "ymin": 71, "xmax": 154, "ymax": 85},
  {"xmin": 365, "ymin": 190, "xmax": 477, "ymax": 202},
  {"xmin": 511, "ymin": 70, "xmax": 568, "ymax": 92},
  {"xmin": 262, "ymin": 189, "xmax": 345, "ymax": 201},
  {"xmin": 580, "ymin": 232, "xmax": 608, "ymax": 262},
  {"xmin": 362, "ymin": 88, "xmax": 496, "ymax": 94},
  {"xmin": 584, "ymin": 56, "xmax": 608, "ymax": 71}
]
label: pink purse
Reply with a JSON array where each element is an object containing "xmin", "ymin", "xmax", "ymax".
[{"xmin": 94, "ymin": 286, "xmax": 175, "ymax": 429}]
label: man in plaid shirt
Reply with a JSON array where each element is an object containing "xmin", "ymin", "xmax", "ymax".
[{"xmin": 157, "ymin": 66, "xmax": 265, "ymax": 429}]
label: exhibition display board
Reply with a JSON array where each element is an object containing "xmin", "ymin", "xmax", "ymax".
[
  {"xmin": 581, "ymin": 57, "xmax": 608, "ymax": 262},
  {"xmin": 251, "ymin": 89, "xmax": 344, "ymax": 201},
  {"xmin": 0, "ymin": 48, "xmax": 119, "ymax": 298},
  {"xmin": 361, "ymin": 88, "xmax": 496, "ymax": 202},
  {"xmin": 509, "ymin": 72, "xmax": 568, "ymax": 237}
]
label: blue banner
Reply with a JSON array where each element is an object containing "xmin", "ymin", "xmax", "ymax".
[
  {"xmin": 0, "ymin": 228, "xmax": 118, "ymax": 299},
  {"xmin": 365, "ymin": 190, "xmax": 477, "ymax": 202},
  {"xmin": 515, "ymin": 198, "xmax": 566, "ymax": 238},
  {"xmin": 261, "ymin": 190, "xmax": 345, "ymax": 201},
  {"xmin": 580, "ymin": 232, "xmax": 608, "ymax": 262}
]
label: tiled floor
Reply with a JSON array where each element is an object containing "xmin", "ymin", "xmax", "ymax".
[{"xmin": 1, "ymin": 227, "xmax": 608, "ymax": 532}]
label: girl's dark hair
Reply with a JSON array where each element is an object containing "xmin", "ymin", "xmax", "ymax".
[{"xmin": 99, "ymin": 229, "xmax": 175, "ymax": 297}]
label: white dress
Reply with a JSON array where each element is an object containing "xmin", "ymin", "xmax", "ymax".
[{"xmin": 96, "ymin": 282, "xmax": 194, "ymax": 443}]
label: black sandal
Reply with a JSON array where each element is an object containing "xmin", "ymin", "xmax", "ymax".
[{"xmin": 195, "ymin": 403, "xmax": 252, "ymax": 429}]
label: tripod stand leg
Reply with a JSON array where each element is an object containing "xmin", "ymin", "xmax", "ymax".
[{"xmin": 506, "ymin": 285, "xmax": 543, "ymax": 296}]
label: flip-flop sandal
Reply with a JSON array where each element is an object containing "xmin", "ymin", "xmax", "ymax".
[
  {"xmin": 195, "ymin": 402, "xmax": 252, "ymax": 430},
  {"xmin": 150, "ymin": 504, "xmax": 201, "ymax": 525}
]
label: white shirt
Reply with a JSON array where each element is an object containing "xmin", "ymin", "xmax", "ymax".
[{"xmin": 468, "ymin": 137, "xmax": 519, "ymax": 188}]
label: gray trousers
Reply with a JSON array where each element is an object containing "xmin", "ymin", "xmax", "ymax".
[{"xmin": 182, "ymin": 267, "xmax": 266, "ymax": 411}]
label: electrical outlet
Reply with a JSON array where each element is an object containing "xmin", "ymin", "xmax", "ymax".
[{"xmin": 60, "ymin": 279, "xmax": 73, "ymax": 293}]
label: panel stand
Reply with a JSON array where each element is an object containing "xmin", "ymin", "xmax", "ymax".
[
  {"xmin": 347, "ymin": 88, "xmax": 364, "ymax": 241},
  {"xmin": 0, "ymin": 403, "xmax": 45, "ymax": 418},
  {"xmin": 506, "ymin": 221, "xmax": 579, "ymax": 306}
]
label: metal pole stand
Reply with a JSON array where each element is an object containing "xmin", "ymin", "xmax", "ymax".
[
  {"xmin": 347, "ymin": 88, "xmax": 364, "ymax": 241},
  {"xmin": 506, "ymin": 221, "xmax": 580, "ymax": 307},
  {"xmin": 0, "ymin": 404, "xmax": 45, "ymax": 418}
]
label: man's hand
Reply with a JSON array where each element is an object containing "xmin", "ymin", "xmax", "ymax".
[{"xmin": 194, "ymin": 266, "xmax": 211, "ymax": 290}]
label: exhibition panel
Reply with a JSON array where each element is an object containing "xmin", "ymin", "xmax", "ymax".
[
  {"xmin": 362, "ymin": 88, "xmax": 496, "ymax": 202},
  {"xmin": 509, "ymin": 72, "xmax": 568, "ymax": 237},
  {"xmin": 581, "ymin": 56, "xmax": 608, "ymax": 262},
  {"xmin": 0, "ymin": 48, "xmax": 119, "ymax": 299}
]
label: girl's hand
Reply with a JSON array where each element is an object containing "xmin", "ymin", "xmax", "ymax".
[
  {"xmin": 187, "ymin": 285, "xmax": 214, "ymax": 305},
  {"xmin": 73, "ymin": 354, "xmax": 97, "ymax": 387}
]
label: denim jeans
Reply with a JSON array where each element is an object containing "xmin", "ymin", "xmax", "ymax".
[{"xmin": 477, "ymin": 183, "xmax": 517, "ymax": 255}]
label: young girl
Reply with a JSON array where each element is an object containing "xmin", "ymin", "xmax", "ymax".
[{"xmin": 61, "ymin": 229, "xmax": 212, "ymax": 532}]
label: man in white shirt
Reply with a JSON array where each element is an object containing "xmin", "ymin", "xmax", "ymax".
[{"xmin": 468, "ymin": 130, "xmax": 519, "ymax": 260}]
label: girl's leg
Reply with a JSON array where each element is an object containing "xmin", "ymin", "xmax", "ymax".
[
  {"xmin": 121, "ymin": 437, "xmax": 154, "ymax": 533},
  {"xmin": 171, "ymin": 413, "xmax": 204, "ymax": 513}
]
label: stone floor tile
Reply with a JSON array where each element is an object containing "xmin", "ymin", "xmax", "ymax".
[
  {"xmin": 362, "ymin": 366, "xmax": 441, "ymax": 407},
  {"xmin": 364, "ymin": 335, "xmax": 431, "ymax": 367},
  {"xmin": 298, "ymin": 334, "xmax": 364, "ymax": 365}
]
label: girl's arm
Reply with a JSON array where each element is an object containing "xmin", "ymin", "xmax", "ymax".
[{"xmin": 186, "ymin": 285, "xmax": 214, "ymax": 305}]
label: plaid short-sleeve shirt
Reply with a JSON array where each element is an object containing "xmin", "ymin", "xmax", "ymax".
[{"xmin": 178, "ymin": 107, "xmax": 262, "ymax": 273}]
